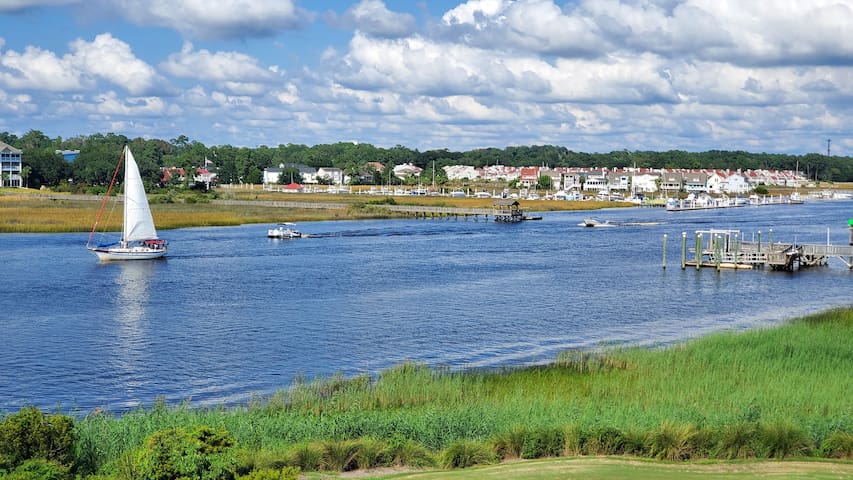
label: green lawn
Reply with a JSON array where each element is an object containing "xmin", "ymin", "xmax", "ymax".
[{"xmin": 319, "ymin": 457, "xmax": 853, "ymax": 480}]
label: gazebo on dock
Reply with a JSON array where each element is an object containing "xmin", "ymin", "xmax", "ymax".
[{"xmin": 493, "ymin": 200, "xmax": 523, "ymax": 222}]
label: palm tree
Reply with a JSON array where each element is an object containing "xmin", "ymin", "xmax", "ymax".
[{"xmin": 21, "ymin": 165, "xmax": 31, "ymax": 188}]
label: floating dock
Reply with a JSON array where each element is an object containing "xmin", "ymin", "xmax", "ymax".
[{"xmin": 670, "ymin": 223, "xmax": 853, "ymax": 271}]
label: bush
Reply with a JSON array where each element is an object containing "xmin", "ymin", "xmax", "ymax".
[
  {"xmin": 1, "ymin": 458, "xmax": 71, "ymax": 480},
  {"xmin": 714, "ymin": 422, "xmax": 758, "ymax": 459},
  {"xmin": 0, "ymin": 406, "xmax": 75, "ymax": 471},
  {"xmin": 492, "ymin": 426, "xmax": 527, "ymax": 459},
  {"xmin": 320, "ymin": 440, "xmax": 359, "ymax": 471},
  {"xmin": 133, "ymin": 426, "xmax": 237, "ymax": 480},
  {"xmin": 821, "ymin": 431, "xmax": 853, "ymax": 459},
  {"xmin": 440, "ymin": 440, "xmax": 497, "ymax": 469},
  {"xmin": 648, "ymin": 422, "xmax": 696, "ymax": 461},
  {"xmin": 388, "ymin": 438, "xmax": 434, "ymax": 468},
  {"xmin": 284, "ymin": 443, "xmax": 322, "ymax": 472},
  {"xmin": 353, "ymin": 438, "xmax": 391, "ymax": 470},
  {"xmin": 520, "ymin": 427, "xmax": 565, "ymax": 459},
  {"xmin": 582, "ymin": 426, "xmax": 625, "ymax": 456},
  {"xmin": 758, "ymin": 422, "xmax": 812, "ymax": 459}
]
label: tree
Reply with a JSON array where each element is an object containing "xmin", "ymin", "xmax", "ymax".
[{"xmin": 21, "ymin": 165, "xmax": 31, "ymax": 188}]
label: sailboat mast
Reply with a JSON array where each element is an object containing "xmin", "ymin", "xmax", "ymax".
[{"xmin": 87, "ymin": 146, "xmax": 125, "ymax": 247}]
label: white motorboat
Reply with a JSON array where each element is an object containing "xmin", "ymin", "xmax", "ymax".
[
  {"xmin": 580, "ymin": 218, "xmax": 616, "ymax": 227},
  {"xmin": 268, "ymin": 223, "xmax": 302, "ymax": 239}
]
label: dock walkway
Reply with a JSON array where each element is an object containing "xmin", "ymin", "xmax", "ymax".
[{"xmin": 678, "ymin": 228, "xmax": 853, "ymax": 271}]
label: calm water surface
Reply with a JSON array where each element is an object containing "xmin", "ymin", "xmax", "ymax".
[{"xmin": 2, "ymin": 200, "xmax": 852, "ymax": 414}]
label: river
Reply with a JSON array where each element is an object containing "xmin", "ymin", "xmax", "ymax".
[{"xmin": 2, "ymin": 200, "xmax": 851, "ymax": 414}]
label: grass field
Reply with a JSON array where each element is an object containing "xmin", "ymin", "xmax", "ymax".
[{"xmin": 324, "ymin": 457, "xmax": 853, "ymax": 479}]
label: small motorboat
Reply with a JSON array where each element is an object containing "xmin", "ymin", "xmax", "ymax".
[
  {"xmin": 580, "ymin": 218, "xmax": 616, "ymax": 227},
  {"xmin": 267, "ymin": 223, "xmax": 302, "ymax": 239}
]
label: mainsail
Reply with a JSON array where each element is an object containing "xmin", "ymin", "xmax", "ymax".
[{"xmin": 121, "ymin": 146, "xmax": 159, "ymax": 243}]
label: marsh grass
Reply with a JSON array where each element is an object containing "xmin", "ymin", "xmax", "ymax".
[
  {"xmin": 68, "ymin": 308, "xmax": 853, "ymax": 474},
  {"xmin": 0, "ymin": 190, "xmax": 615, "ymax": 232}
]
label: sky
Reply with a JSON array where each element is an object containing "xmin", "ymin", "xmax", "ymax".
[{"xmin": 0, "ymin": 0, "xmax": 851, "ymax": 155}]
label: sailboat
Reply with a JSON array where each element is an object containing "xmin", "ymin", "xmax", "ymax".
[{"xmin": 87, "ymin": 145, "xmax": 168, "ymax": 261}]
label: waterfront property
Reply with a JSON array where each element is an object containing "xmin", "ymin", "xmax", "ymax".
[{"xmin": 0, "ymin": 140, "xmax": 22, "ymax": 187}]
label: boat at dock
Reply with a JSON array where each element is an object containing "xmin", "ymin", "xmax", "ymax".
[{"xmin": 267, "ymin": 222, "xmax": 302, "ymax": 239}]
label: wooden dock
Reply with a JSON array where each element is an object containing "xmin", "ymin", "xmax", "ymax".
[
  {"xmin": 675, "ymin": 227, "xmax": 853, "ymax": 271},
  {"xmin": 212, "ymin": 199, "xmax": 532, "ymax": 222}
]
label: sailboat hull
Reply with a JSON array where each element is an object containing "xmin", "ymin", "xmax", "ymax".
[{"xmin": 88, "ymin": 245, "xmax": 167, "ymax": 261}]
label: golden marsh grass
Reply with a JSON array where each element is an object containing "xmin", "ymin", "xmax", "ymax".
[{"xmin": 0, "ymin": 189, "xmax": 618, "ymax": 233}]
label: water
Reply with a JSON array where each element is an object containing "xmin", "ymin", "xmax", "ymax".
[{"xmin": 2, "ymin": 201, "xmax": 851, "ymax": 414}]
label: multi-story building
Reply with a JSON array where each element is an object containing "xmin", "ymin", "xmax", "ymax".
[{"xmin": 0, "ymin": 141, "xmax": 22, "ymax": 187}]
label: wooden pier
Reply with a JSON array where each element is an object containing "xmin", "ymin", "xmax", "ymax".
[
  {"xmin": 674, "ymin": 225, "xmax": 853, "ymax": 271},
  {"xmin": 388, "ymin": 200, "xmax": 528, "ymax": 223}
]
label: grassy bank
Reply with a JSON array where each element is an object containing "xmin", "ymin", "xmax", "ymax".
[
  {"xmin": 45, "ymin": 308, "xmax": 851, "ymax": 478},
  {"xmin": 0, "ymin": 189, "xmax": 623, "ymax": 233}
]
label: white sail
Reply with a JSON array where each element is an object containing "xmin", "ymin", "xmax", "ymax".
[{"xmin": 122, "ymin": 146, "xmax": 159, "ymax": 242}]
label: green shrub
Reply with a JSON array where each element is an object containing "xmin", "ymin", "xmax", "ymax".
[
  {"xmin": 713, "ymin": 422, "xmax": 758, "ymax": 459},
  {"xmin": 388, "ymin": 438, "xmax": 434, "ymax": 468},
  {"xmin": 133, "ymin": 426, "xmax": 237, "ymax": 480},
  {"xmin": 492, "ymin": 426, "xmax": 527, "ymax": 459},
  {"xmin": 758, "ymin": 422, "xmax": 812, "ymax": 459},
  {"xmin": 821, "ymin": 431, "xmax": 853, "ymax": 459},
  {"xmin": 648, "ymin": 422, "xmax": 696, "ymax": 461},
  {"xmin": 1, "ymin": 458, "xmax": 71, "ymax": 480},
  {"xmin": 320, "ymin": 439, "xmax": 359, "ymax": 471},
  {"xmin": 353, "ymin": 437, "xmax": 391, "ymax": 469},
  {"xmin": 520, "ymin": 426, "xmax": 565, "ymax": 459},
  {"xmin": 621, "ymin": 428, "xmax": 649, "ymax": 456},
  {"xmin": 0, "ymin": 406, "xmax": 75, "ymax": 470},
  {"xmin": 285, "ymin": 443, "xmax": 322, "ymax": 472},
  {"xmin": 582, "ymin": 426, "xmax": 625, "ymax": 456},
  {"xmin": 440, "ymin": 440, "xmax": 497, "ymax": 469}
]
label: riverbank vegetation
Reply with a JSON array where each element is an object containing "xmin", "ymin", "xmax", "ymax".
[
  {"xmin": 2, "ymin": 308, "xmax": 851, "ymax": 478},
  {"xmin": 0, "ymin": 189, "xmax": 620, "ymax": 233}
]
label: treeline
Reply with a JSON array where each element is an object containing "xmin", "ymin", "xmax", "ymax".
[{"xmin": 3, "ymin": 130, "xmax": 850, "ymax": 190}]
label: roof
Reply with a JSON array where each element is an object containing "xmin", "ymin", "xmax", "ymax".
[
  {"xmin": 493, "ymin": 199, "xmax": 520, "ymax": 206},
  {"xmin": 0, "ymin": 141, "xmax": 22, "ymax": 154}
]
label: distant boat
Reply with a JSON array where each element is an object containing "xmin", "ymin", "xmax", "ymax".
[
  {"xmin": 268, "ymin": 222, "xmax": 302, "ymax": 239},
  {"xmin": 87, "ymin": 146, "xmax": 167, "ymax": 261},
  {"xmin": 580, "ymin": 218, "xmax": 615, "ymax": 227},
  {"xmin": 449, "ymin": 189, "xmax": 466, "ymax": 198}
]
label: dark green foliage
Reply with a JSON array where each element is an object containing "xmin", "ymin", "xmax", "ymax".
[
  {"xmin": 821, "ymin": 431, "xmax": 853, "ymax": 459},
  {"xmin": 440, "ymin": 440, "xmax": 497, "ymax": 469},
  {"xmin": 319, "ymin": 440, "xmax": 359, "ymax": 471},
  {"xmin": 353, "ymin": 438, "xmax": 391, "ymax": 470},
  {"xmin": 520, "ymin": 427, "xmax": 565, "ymax": 459},
  {"xmin": 132, "ymin": 426, "xmax": 237, "ymax": 480},
  {"xmin": 491, "ymin": 426, "xmax": 526, "ymax": 459},
  {"xmin": 284, "ymin": 443, "xmax": 322, "ymax": 472},
  {"xmin": 0, "ymin": 406, "xmax": 75, "ymax": 471},
  {"xmin": 581, "ymin": 426, "xmax": 625, "ymax": 456},
  {"xmin": 387, "ymin": 437, "xmax": 434, "ymax": 468},
  {"xmin": 714, "ymin": 422, "xmax": 758, "ymax": 459},
  {"xmin": 648, "ymin": 422, "xmax": 696, "ymax": 461},
  {"xmin": 1, "ymin": 458, "xmax": 71, "ymax": 480},
  {"xmin": 758, "ymin": 423, "xmax": 813, "ymax": 458}
]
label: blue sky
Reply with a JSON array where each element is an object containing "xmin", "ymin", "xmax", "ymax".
[{"xmin": 1, "ymin": 1, "xmax": 851, "ymax": 154}]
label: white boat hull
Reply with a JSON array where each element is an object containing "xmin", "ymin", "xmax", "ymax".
[{"xmin": 88, "ymin": 246, "xmax": 167, "ymax": 261}]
